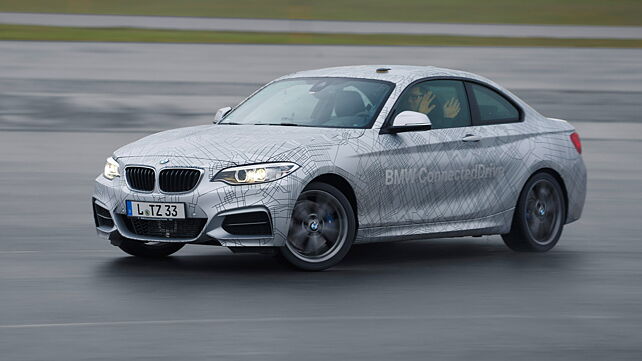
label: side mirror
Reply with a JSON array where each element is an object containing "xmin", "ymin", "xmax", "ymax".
[
  {"xmin": 382, "ymin": 111, "xmax": 432, "ymax": 134},
  {"xmin": 213, "ymin": 106, "xmax": 232, "ymax": 123}
]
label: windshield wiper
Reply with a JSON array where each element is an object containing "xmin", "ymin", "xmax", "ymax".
[
  {"xmin": 220, "ymin": 122, "xmax": 243, "ymax": 125},
  {"xmin": 254, "ymin": 122, "xmax": 300, "ymax": 126}
]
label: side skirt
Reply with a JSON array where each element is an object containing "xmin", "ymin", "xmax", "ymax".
[{"xmin": 355, "ymin": 208, "xmax": 514, "ymax": 244}]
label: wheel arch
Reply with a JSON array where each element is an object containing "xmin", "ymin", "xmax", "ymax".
[
  {"xmin": 525, "ymin": 168, "xmax": 569, "ymax": 222},
  {"xmin": 306, "ymin": 173, "xmax": 358, "ymax": 228}
]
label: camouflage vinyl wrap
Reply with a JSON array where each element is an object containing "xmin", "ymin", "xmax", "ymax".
[{"xmin": 93, "ymin": 65, "xmax": 586, "ymax": 247}]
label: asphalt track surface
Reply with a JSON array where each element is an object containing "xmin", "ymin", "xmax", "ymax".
[
  {"xmin": 1, "ymin": 42, "xmax": 642, "ymax": 360},
  {"xmin": 2, "ymin": 12, "xmax": 642, "ymax": 39}
]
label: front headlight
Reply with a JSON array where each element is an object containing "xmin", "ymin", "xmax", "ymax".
[
  {"xmin": 211, "ymin": 162, "xmax": 299, "ymax": 185},
  {"xmin": 103, "ymin": 156, "xmax": 120, "ymax": 180}
]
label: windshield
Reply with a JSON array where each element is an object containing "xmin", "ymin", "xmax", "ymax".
[{"xmin": 221, "ymin": 77, "xmax": 394, "ymax": 128}]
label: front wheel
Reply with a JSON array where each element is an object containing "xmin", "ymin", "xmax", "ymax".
[
  {"xmin": 118, "ymin": 238, "xmax": 185, "ymax": 258},
  {"xmin": 502, "ymin": 172, "xmax": 566, "ymax": 252},
  {"xmin": 279, "ymin": 182, "xmax": 356, "ymax": 271}
]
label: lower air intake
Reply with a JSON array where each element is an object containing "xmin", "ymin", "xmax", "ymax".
[
  {"xmin": 122, "ymin": 216, "xmax": 207, "ymax": 239},
  {"xmin": 222, "ymin": 211, "xmax": 272, "ymax": 236},
  {"xmin": 93, "ymin": 201, "xmax": 114, "ymax": 228}
]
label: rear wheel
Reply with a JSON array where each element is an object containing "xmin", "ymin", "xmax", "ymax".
[
  {"xmin": 502, "ymin": 172, "xmax": 566, "ymax": 252},
  {"xmin": 279, "ymin": 182, "xmax": 356, "ymax": 271},
  {"xmin": 118, "ymin": 238, "xmax": 184, "ymax": 258}
]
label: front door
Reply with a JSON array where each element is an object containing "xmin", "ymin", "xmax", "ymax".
[{"xmin": 375, "ymin": 79, "xmax": 504, "ymax": 226}]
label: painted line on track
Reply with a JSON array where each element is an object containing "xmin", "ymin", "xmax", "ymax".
[{"xmin": 0, "ymin": 314, "xmax": 630, "ymax": 329}]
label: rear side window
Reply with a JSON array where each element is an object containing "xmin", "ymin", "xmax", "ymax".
[{"xmin": 470, "ymin": 84, "xmax": 520, "ymax": 125}]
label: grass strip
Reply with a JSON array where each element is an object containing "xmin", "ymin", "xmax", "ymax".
[
  {"xmin": 1, "ymin": 0, "xmax": 642, "ymax": 26},
  {"xmin": 1, "ymin": 25, "xmax": 641, "ymax": 48}
]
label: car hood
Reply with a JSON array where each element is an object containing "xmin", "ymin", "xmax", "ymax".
[{"xmin": 114, "ymin": 124, "xmax": 365, "ymax": 164}]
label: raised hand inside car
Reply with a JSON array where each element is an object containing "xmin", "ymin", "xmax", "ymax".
[
  {"xmin": 418, "ymin": 91, "xmax": 437, "ymax": 114},
  {"xmin": 443, "ymin": 97, "xmax": 461, "ymax": 119}
]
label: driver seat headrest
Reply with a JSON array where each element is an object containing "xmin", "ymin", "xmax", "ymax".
[{"xmin": 335, "ymin": 90, "xmax": 365, "ymax": 117}]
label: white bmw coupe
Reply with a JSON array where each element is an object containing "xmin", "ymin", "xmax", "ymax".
[{"xmin": 93, "ymin": 65, "xmax": 586, "ymax": 270}]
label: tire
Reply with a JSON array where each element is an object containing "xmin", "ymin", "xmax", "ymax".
[
  {"xmin": 278, "ymin": 182, "xmax": 356, "ymax": 271},
  {"xmin": 502, "ymin": 172, "xmax": 566, "ymax": 252},
  {"xmin": 118, "ymin": 238, "xmax": 185, "ymax": 258}
]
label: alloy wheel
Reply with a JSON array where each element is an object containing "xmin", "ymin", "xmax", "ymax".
[{"xmin": 286, "ymin": 189, "xmax": 349, "ymax": 263}]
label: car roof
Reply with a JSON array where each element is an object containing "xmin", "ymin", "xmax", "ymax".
[{"xmin": 278, "ymin": 65, "xmax": 489, "ymax": 85}]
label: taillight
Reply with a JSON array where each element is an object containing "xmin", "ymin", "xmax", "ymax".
[{"xmin": 570, "ymin": 132, "xmax": 582, "ymax": 154}]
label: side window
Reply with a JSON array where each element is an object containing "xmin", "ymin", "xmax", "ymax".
[
  {"xmin": 395, "ymin": 80, "xmax": 471, "ymax": 130},
  {"xmin": 470, "ymin": 83, "xmax": 520, "ymax": 125}
]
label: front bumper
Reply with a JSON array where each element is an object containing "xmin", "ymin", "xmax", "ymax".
[{"xmin": 92, "ymin": 163, "xmax": 300, "ymax": 247}]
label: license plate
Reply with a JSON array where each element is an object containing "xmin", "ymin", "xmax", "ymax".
[{"xmin": 126, "ymin": 201, "xmax": 185, "ymax": 219}]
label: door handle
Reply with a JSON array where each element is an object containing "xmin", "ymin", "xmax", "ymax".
[{"xmin": 462, "ymin": 134, "xmax": 481, "ymax": 142}]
